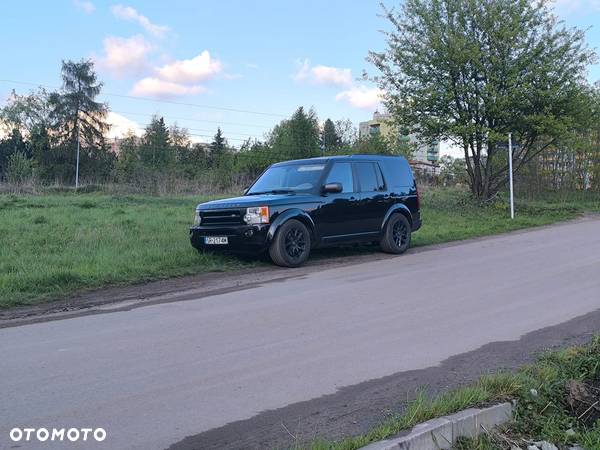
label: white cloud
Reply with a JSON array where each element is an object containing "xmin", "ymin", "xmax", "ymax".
[
  {"xmin": 336, "ymin": 85, "xmax": 384, "ymax": 110},
  {"xmin": 73, "ymin": 0, "xmax": 95, "ymax": 14},
  {"xmin": 294, "ymin": 59, "xmax": 353, "ymax": 87},
  {"xmin": 131, "ymin": 77, "xmax": 206, "ymax": 98},
  {"xmin": 97, "ymin": 35, "xmax": 153, "ymax": 77},
  {"xmin": 106, "ymin": 112, "xmax": 143, "ymax": 138},
  {"xmin": 111, "ymin": 4, "xmax": 169, "ymax": 38},
  {"xmin": 156, "ymin": 51, "xmax": 223, "ymax": 84},
  {"xmin": 128, "ymin": 50, "xmax": 224, "ymax": 98},
  {"xmin": 312, "ymin": 65, "xmax": 353, "ymax": 87}
]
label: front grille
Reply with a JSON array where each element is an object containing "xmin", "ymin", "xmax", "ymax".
[{"xmin": 201, "ymin": 209, "xmax": 244, "ymax": 225}]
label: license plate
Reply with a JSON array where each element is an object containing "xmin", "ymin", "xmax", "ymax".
[{"xmin": 204, "ymin": 236, "xmax": 228, "ymax": 245}]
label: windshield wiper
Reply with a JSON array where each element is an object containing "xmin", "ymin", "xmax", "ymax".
[{"xmin": 246, "ymin": 189, "xmax": 296, "ymax": 195}]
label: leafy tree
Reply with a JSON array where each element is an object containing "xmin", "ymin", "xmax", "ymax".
[
  {"xmin": 439, "ymin": 155, "xmax": 468, "ymax": 186},
  {"xmin": 352, "ymin": 133, "xmax": 392, "ymax": 155},
  {"xmin": 335, "ymin": 119, "xmax": 358, "ymax": 149},
  {"xmin": 321, "ymin": 118, "xmax": 341, "ymax": 152},
  {"xmin": 115, "ymin": 134, "xmax": 140, "ymax": 182},
  {"xmin": 0, "ymin": 88, "xmax": 52, "ymax": 135},
  {"xmin": 235, "ymin": 138, "xmax": 274, "ymax": 180},
  {"xmin": 0, "ymin": 129, "xmax": 30, "ymax": 178},
  {"xmin": 170, "ymin": 124, "xmax": 191, "ymax": 153},
  {"xmin": 185, "ymin": 143, "xmax": 210, "ymax": 172},
  {"xmin": 139, "ymin": 116, "xmax": 172, "ymax": 169},
  {"xmin": 370, "ymin": 0, "xmax": 595, "ymax": 199},
  {"xmin": 5, "ymin": 152, "xmax": 34, "ymax": 185},
  {"xmin": 79, "ymin": 142, "xmax": 116, "ymax": 182},
  {"xmin": 50, "ymin": 59, "xmax": 108, "ymax": 147}
]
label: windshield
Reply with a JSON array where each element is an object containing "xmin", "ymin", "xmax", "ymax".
[{"xmin": 247, "ymin": 163, "xmax": 326, "ymax": 195}]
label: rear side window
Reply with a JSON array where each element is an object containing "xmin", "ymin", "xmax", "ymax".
[
  {"xmin": 381, "ymin": 158, "xmax": 414, "ymax": 189},
  {"xmin": 354, "ymin": 162, "xmax": 384, "ymax": 192},
  {"xmin": 325, "ymin": 162, "xmax": 354, "ymax": 193}
]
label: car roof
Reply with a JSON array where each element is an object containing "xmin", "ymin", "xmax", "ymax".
[{"xmin": 272, "ymin": 154, "xmax": 406, "ymax": 166}]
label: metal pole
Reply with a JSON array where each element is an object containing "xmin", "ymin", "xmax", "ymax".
[
  {"xmin": 75, "ymin": 120, "xmax": 80, "ymax": 189},
  {"xmin": 508, "ymin": 133, "xmax": 514, "ymax": 219}
]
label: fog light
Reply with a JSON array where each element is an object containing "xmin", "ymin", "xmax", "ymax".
[{"xmin": 245, "ymin": 229, "xmax": 254, "ymax": 237}]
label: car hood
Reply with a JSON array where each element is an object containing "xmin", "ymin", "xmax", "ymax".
[{"xmin": 197, "ymin": 193, "xmax": 319, "ymax": 210}]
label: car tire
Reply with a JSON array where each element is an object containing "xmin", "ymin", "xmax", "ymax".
[
  {"xmin": 269, "ymin": 219, "xmax": 311, "ymax": 267},
  {"xmin": 380, "ymin": 213, "xmax": 411, "ymax": 254}
]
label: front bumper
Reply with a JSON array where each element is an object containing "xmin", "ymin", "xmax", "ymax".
[{"xmin": 190, "ymin": 224, "xmax": 270, "ymax": 253}]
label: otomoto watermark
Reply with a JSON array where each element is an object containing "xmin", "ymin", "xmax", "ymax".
[{"xmin": 9, "ymin": 427, "xmax": 107, "ymax": 443}]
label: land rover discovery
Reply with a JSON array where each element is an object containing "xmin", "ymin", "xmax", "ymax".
[{"xmin": 190, "ymin": 154, "xmax": 421, "ymax": 267}]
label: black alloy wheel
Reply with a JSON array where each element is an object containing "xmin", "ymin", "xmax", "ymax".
[
  {"xmin": 380, "ymin": 213, "xmax": 411, "ymax": 254},
  {"xmin": 269, "ymin": 219, "xmax": 311, "ymax": 267}
]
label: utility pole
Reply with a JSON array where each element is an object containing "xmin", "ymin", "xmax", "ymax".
[
  {"xmin": 508, "ymin": 133, "xmax": 514, "ymax": 219},
  {"xmin": 75, "ymin": 119, "xmax": 80, "ymax": 189}
]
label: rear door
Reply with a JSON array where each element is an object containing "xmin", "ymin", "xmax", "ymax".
[
  {"xmin": 316, "ymin": 161, "xmax": 361, "ymax": 240},
  {"xmin": 354, "ymin": 161, "xmax": 389, "ymax": 234}
]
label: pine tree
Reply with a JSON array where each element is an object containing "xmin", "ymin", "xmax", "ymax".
[
  {"xmin": 139, "ymin": 116, "xmax": 172, "ymax": 169},
  {"xmin": 50, "ymin": 59, "xmax": 108, "ymax": 147},
  {"xmin": 210, "ymin": 127, "xmax": 226, "ymax": 157},
  {"xmin": 321, "ymin": 118, "xmax": 341, "ymax": 152},
  {"xmin": 270, "ymin": 107, "xmax": 320, "ymax": 160}
]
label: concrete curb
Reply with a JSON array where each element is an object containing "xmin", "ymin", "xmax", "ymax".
[{"xmin": 359, "ymin": 402, "xmax": 513, "ymax": 450}]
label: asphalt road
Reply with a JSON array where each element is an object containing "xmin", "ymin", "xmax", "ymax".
[{"xmin": 1, "ymin": 217, "xmax": 600, "ymax": 450}]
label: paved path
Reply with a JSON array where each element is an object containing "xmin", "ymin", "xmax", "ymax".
[{"xmin": 1, "ymin": 218, "xmax": 599, "ymax": 450}]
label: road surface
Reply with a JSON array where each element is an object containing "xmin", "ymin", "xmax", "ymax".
[{"xmin": 1, "ymin": 217, "xmax": 600, "ymax": 450}]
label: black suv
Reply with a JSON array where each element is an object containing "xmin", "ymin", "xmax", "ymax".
[{"xmin": 190, "ymin": 155, "xmax": 421, "ymax": 267}]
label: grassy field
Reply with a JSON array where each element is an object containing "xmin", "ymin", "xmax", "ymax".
[
  {"xmin": 303, "ymin": 337, "xmax": 600, "ymax": 450},
  {"xmin": 1, "ymin": 187, "xmax": 598, "ymax": 308}
]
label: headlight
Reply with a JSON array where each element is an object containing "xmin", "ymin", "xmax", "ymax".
[
  {"xmin": 244, "ymin": 206, "xmax": 269, "ymax": 224},
  {"xmin": 193, "ymin": 210, "xmax": 202, "ymax": 226}
]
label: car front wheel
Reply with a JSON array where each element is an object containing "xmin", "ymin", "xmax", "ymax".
[
  {"xmin": 380, "ymin": 213, "xmax": 411, "ymax": 254},
  {"xmin": 269, "ymin": 219, "xmax": 311, "ymax": 267}
]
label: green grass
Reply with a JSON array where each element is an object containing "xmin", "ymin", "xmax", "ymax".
[
  {"xmin": 300, "ymin": 337, "xmax": 600, "ymax": 450},
  {"xmin": 1, "ymin": 187, "xmax": 598, "ymax": 308},
  {"xmin": 0, "ymin": 193, "xmax": 254, "ymax": 308},
  {"xmin": 455, "ymin": 339, "xmax": 600, "ymax": 450}
]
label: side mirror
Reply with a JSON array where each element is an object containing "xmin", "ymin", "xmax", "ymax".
[
  {"xmin": 243, "ymin": 186, "xmax": 250, "ymax": 195},
  {"xmin": 322, "ymin": 182, "xmax": 343, "ymax": 194}
]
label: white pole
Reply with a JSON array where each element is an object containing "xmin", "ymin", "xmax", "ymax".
[
  {"xmin": 75, "ymin": 120, "xmax": 80, "ymax": 189},
  {"xmin": 508, "ymin": 133, "xmax": 514, "ymax": 219}
]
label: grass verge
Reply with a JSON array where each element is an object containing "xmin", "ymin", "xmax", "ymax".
[
  {"xmin": 1, "ymin": 188, "xmax": 598, "ymax": 308},
  {"xmin": 302, "ymin": 337, "xmax": 600, "ymax": 450}
]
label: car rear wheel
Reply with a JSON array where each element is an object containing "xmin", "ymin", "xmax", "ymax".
[
  {"xmin": 380, "ymin": 213, "xmax": 411, "ymax": 254},
  {"xmin": 269, "ymin": 219, "xmax": 311, "ymax": 267}
]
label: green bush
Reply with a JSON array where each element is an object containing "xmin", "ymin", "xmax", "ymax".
[{"xmin": 5, "ymin": 152, "xmax": 34, "ymax": 184}]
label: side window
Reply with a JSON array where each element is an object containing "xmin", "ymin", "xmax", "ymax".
[
  {"xmin": 355, "ymin": 162, "xmax": 380, "ymax": 192},
  {"xmin": 325, "ymin": 162, "xmax": 354, "ymax": 193}
]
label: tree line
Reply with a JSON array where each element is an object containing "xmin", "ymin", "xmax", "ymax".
[{"xmin": 0, "ymin": 61, "xmax": 412, "ymax": 193}]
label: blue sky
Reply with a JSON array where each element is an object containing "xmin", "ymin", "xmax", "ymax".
[{"xmin": 1, "ymin": 0, "xmax": 600, "ymax": 154}]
